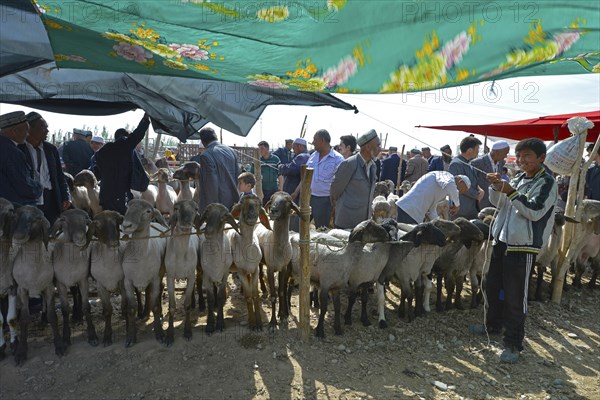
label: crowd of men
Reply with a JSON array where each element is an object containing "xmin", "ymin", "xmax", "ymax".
[{"xmin": 2, "ymin": 109, "xmax": 599, "ymax": 364}]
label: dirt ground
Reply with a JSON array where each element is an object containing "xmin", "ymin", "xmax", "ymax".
[{"xmin": 0, "ymin": 272, "xmax": 598, "ymax": 400}]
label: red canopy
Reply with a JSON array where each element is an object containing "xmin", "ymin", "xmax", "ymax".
[{"xmin": 418, "ymin": 110, "xmax": 599, "ymax": 142}]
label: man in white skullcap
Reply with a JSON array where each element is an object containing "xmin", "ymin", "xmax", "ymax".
[
  {"xmin": 330, "ymin": 129, "xmax": 381, "ymax": 229},
  {"xmin": 472, "ymin": 140, "xmax": 510, "ymax": 208},
  {"xmin": 395, "ymin": 171, "xmax": 471, "ymax": 223}
]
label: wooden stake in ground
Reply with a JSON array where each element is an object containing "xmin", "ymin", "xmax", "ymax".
[
  {"xmin": 552, "ymin": 120, "xmax": 598, "ymax": 304},
  {"xmin": 396, "ymin": 144, "xmax": 405, "ymax": 195},
  {"xmin": 298, "ymin": 165, "xmax": 314, "ymax": 340},
  {"xmin": 253, "ymin": 148, "xmax": 264, "ymax": 203}
]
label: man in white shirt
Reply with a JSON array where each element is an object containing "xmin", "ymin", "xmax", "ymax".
[
  {"xmin": 23, "ymin": 112, "xmax": 71, "ymax": 225},
  {"xmin": 306, "ymin": 129, "xmax": 344, "ymax": 228},
  {"xmin": 396, "ymin": 171, "xmax": 471, "ymax": 224}
]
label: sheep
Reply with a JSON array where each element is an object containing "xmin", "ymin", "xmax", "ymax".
[
  {"xmin": 89, "ymin": 210, "xmax": 125, "ymax": 346},
  {"xmin": 0, "ymin": 198, "xmax": 18, "ymax": 359},
  {"xmin": 372, "ymin": 195, "xmax": 391, "ymax": 223},
  {"xmin": 74, "ymin": 169, "xmax": 102, "ymax": 216},
  {"xmin": 533, "ymin": 211, "xmax": 565, "ymax": 300},
  {"xmin": 389, "ymin": 219, "xmax": 461, "ymax": 317},
  {"xmin": 557, "ymin": 200, "xmax": 600, "ymax": 290},
  {"xmin": 64, "ymin": 172, "xmax": 91, "ymax": 215},
  {"xmin": 121, "ymin": 199, "xmax": 169, "ymax": 347},
  {"xmin": 386, "ymin": 194, "xmax": 399, "ymax": 220},
  {"xmin": 51, "ymin": 209, "xmax": 98, "ymax": 346},
  {"xmin": 227, "ymin": 194, "xmax": 271, "ymax": 331},
  {"xmin": 153, "ymin": 168, "xmax": 177, "ymax": 216},
  {"xmin": 164, "ymin": 200, "xmax": 202, "ymax": 346},
  {"xmin": 11, "ymin": 206, "xmax": 64, "ymax": 365},
  {"xmin": 131, "ymin": 185, "xmax": 158, "ymax": 207},
  {"xmin": 573, "ymin": 233, "xmax": 600, "ymax": 289},
  {"xmin": 197, "ymin": 203, "xmax": 240, "ymax": 334},
  {"xmin": 376, "ymin": 221, "xmax": 450, "ymax": 327},
  {"xmin": 467, "ymin": 219, "xmax": 494, "ymax": 308},
  {"xmin": 290, "ymin": 220, "xmax": 390, "ymax": 338},
  {"xmin": 398, "ymin": 180, "xmax": 412, "ymax": 197},
  {"xmin": 173, "ymin": 161, "xmax": 201, "ymax": 203},
  {"xmin": 430, "ymin": 218, "xmax": 484, "ymax": 311},
  {"xmin": 255, "ymin": 192, "xmax": 299, "ymax": 329},
  {"xmin": 374, "ymin": 181, "xmax": 392, "ymax": 198},
  {"xmin": 141, "ymin": 156, "xmax": 159, "ymax": 176}
]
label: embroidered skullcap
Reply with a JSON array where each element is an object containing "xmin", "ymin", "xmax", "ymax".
[
  {"xmin": 357, "ymin": 129, "xmax": 378, "ymax": 146},
  {"xmin": 0, "ymin": 111, "xmax": 27, "ymax": 129}
]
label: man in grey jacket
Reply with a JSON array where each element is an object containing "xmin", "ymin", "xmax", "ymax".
[
  {"xmin": 448, "ymin": 136, "xmax": 485, "ymax": 220},
  {"xmin": 195, "ymin": 128, "xmax": 240, "ymax": 214},
  {"xmin": 330, "ymin": 129, "xmax": 381, "ymax": 229}
]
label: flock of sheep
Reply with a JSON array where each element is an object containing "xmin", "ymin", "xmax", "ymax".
[{"xmin": 1, "ymin": 161, "xmax": 599, "ymax": 367}]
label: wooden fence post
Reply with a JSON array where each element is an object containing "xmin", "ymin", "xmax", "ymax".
[
  {"xmin": 299, "ymin": 165, "xmax": 313, "ymax": 340},
  {"xmin": 253, "ymin": 148, "xmax": 263, "ymax": 203}
]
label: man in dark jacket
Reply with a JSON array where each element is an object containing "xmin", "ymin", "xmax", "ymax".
[
  {"xmin": 380, "ymin": 146, "xmax": 405, "ymax": 186},
  {"xmin": 428, "ymin": 144, "xmax": 452, "ymax": 172},
  {"xmin": 196, "ymin": 127, "xmax": 240, "ymax": 214},
  {"xmin": 95, "ymin": 114, "xmax": 150, "ymax": 214},
  {"xmin": 20, "ymin": 112, "xmax": 71, "ymax": 224},
  {"xmin": 448, "ymin": 137, "xmax": 484, "ymax": 220},
  {"xmin": 0, "ymin": 111, "xmax": 43, "ymax": 205},
  {"xmin": 279, "ymin": 138, "xmax": 310, "ymax": 203},
  {"xmin": 62, "ymin": 128, "xmax": 94, "ymax": 176}
]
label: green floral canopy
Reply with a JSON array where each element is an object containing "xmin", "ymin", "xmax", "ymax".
[{"xmin": 37, "ymin": 0, "xmax": 599, "ymax": 94}]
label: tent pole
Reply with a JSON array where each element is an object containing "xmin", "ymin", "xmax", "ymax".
[
  {"xmin": 253, "ymin": 148, "xmax": 263, "ymax": 203},
  {"xmin": 298, "ymin": 165, "xmax": 314, "ymax": 340},
  {"xmin": 553, "ymin": 133, "xmax": 600, "ymax": 303},
  {"xmin": 553, "ymin": 127, "xmax": 559, "ymax": 144},
  {"xmin": 152, "ymin": 133, "xmax": 162, "ymax": 160},
  {"xmin": 396, "ymin": 144, "xmax": 405, "ymax": 195},
  {"xmin": 483, "ymin": 135, "xmax": 488, "ymax": 154}
]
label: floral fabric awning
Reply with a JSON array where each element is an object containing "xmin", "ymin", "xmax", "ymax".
[{"xmin": 37, "ymin": 0, "xmax": 599, "ymax": 94}]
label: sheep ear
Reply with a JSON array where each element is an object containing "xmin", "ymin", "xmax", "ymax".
[
  {"xmin": 196, "ymin": 209, "xmax": 208, "ymax": 230},
  {"xmin": 152, "ymin": 209, "xmax": 169, "ymax": 228},
  {"xmin": 463, "ymin": 239, "xmax": 472, "ymax": 249},
  {"xmin": 264, "ymin": 200, "xmax": 272, "ymax": 211},
  {"xmin": 348, "ymin": 227, "xmax": 363, "ymax": 243},
  {"xmin": 41, "ymin": 217, "xmax": 50, "ymax": 251},
  {"xmin": 168, "ymin": 213, "xmax": 177, "ymax": 234},
  {"xmin": 290, "ymin": 201, "xmax": 304, "ymax": 219},
  {"xmin": 594, "ymin": 217, "xmax": 600, "ymax": 235},
  {"xmin": 117, "ymin": 214, "xmax": 124, "ymax": 225},
  {"xmin": 85, "ymin": 220, "xmax": 95, "ymax": 250},
  {"xmin": 193, "ymin": 213, "xmax": 203, "ymax": 233},
  {"xmin": 225, "ymin": 213, "xmax": 240, "ymax": 234},
  {"xmin": 259, "ymin": 207, "xmax": 271, "ymax": 230},
  {"xmin": 50, "ymin": 218, "xmax": 64, "ymax": 239},
  {"xmin": 230, "ymin": 203, "xmax": 241, "ymax": 220}
]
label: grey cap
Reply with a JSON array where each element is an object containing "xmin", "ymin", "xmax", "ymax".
[
  {"xmin": 455, "ymin": 174, "xmax": 471, "ymax": 189},
  {"xmin": 0, "ymin": 111, "xmax": 27, "ymax": 129},
  {"xmin": 26, "ymin": 111, "xmax": 43, "ymax": 123},
  {"xmin": 410, "ymin": 148, "xmax": 422, "ymax": 155},
  {"xmin": 357, "ymin": 129, "xmax": 378, "ymax": 146}
]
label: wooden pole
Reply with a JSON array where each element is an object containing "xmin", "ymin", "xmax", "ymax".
[
  {"xmin": 396, "ymin": 144, "xmax": 406, "ymax": 195},
  {"xmin": 144, "ymin": 127, "xmax": 150, "ymax": 159},
  {"xmin": 552, "ymin": 133, "xmax": 600, "ymax": 303},
  {"xmin": 383, "ymin": 133, "xmax": 388, "ymax": 149},
  {"xmin": 220, "ymin": 128, "xmax": 223, "ymax": 144},
  {"xmin": 152, "ymin": 133, "xmax": 162, "ymax": 160},
  {"xmin": 483, "ymin": 135, "xmax": 488, "ymax": 154},
  {"xmin": 298, "ymin": 165, "xmax": 313, "ymax": 340},
  {"xmin": 300, "ymin": 115, "xmax": 308, "ymax": 139},
  {"xmin": 253, "ymin": 148, "xmax": 263, "ymax": 203},
  {"xmin": 553, "ymin": 127, "xmax": 560, "ymax": 144}
]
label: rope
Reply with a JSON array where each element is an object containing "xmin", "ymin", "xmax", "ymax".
[{"xmin": 232, "ymin": 147, "xmax": 280, "ymax": 172}]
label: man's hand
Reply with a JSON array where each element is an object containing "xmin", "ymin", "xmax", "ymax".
[
  {"xmin": 487, "ymin": 173, "xmax": 515, "ymax": 194},
  {"xmin": 62, "ymin": 200, "xmax": 72, "ymax": 210},
  {"xmin": 476, "ymin": 187, "xmax": 485, "ymax": 201},
  {"xmin": 449, "ymin": 204, "xmax": 459, "ymax": 216}
]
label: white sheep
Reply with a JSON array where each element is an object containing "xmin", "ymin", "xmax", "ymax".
[
  {"xmin": 64, "ymin": 172, "xmax": 91, "ymax": 215},
  {"xmin": 255, "ymin": 192, "xmax": 299, "ymax": 329},
  {"xmin": 197, "ymin": 203, "xmax": 239, "ymax": 334},
  {"xmin": 0, "ymin": 198, "xmax": 18, "ymax": 359},
  {"xmin": 153, "ymin": 168, "xmax": 177, "ymax": 216},
  {"xmin": 51, "ymin": 209, "xmax": 98, "ymax": 346},
  {"xmin": 74, "ymin": 170, "xmax": 102, "ymax": 216},
  {"xmin": 164, "ymin": 200, "xmax": 201, "ymax": 345},
  {"xmin": 89, "ymin": 210, "xmax": 125, "ymax": 346},
  {"xmin": 227, "ymin": 194, "xmax": 270, "ymax": 331},
  {"xmin": 371, "ymin": 195, "xmax": 391, "ymax": 223},
  {"xmin": 386, "ymin": 194, "xmax": 399, "ymax": 220},
  {"xmin": 533, "ymin": 211, "xmax": 564, "ymax": 300},
  {"xmin": 173, "ymin": 162, "xmax": 201, "ymax": 203},
  {"xmin": 290, "ymin": 220, "xmax": 390, "ymax": 338},
  {"xmin": 11, "ymin": 206, "xmax": 64, "ymax": 365},
  {"xmin": 121, "ymin": 199, "xmax": 168, "ymax": 347},
  {"xmin": 573, "ymin": 233, "xmax": 600, "ymax": 288}
]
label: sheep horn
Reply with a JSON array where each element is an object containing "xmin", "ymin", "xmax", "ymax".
[
  {"xmin": 50, "ymin": 217, "xmax": 64, "ymax": 239},
  {"xmin": 230, "ymin": 203, "xmax": 241, "ymax": 220},
  {"xmin": 290, "ymin": 201, "xmax": 303, "ymax": 219}
]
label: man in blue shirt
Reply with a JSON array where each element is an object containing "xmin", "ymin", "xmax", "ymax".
[
  {"xmin": 306, "ymin": 129, "xmax": 344, "ymax": 228},
  {"xmin": 251, "ymin": 141, "xmax": 280, "ymax": 206}
]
